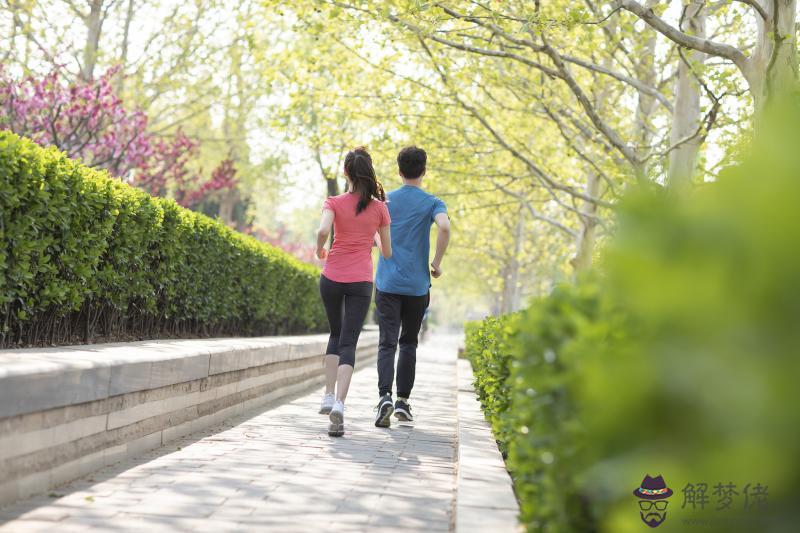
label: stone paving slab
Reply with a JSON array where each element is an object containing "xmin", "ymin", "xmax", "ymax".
[{"xmin": 0, "ymin": 336, "xmax": 463, "ymax": 532}]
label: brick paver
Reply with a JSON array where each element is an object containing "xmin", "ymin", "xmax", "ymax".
[{"xmin": 0, "ymin": 336, "xmax": 460, "ymax": 532}]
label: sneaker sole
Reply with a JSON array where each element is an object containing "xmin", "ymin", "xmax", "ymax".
[
  {"xmin": 319, "ymin": 406, "xmax": 332, "ymax": 415},
  {"xmin": 394, "ymin": 408, "xmax": 413, "ymax": 422},
  {"xmin": 329, "ymin": 410, "xmax": 344, "ymax": 437},
  {"xmin": 374, "ymin": 403, "xmax": 394, "ymax": 428}
]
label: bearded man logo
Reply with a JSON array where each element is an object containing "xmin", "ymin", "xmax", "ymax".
[{"xmin": 633, "ymin": 474, "xmax": 674, "ymax": 528}]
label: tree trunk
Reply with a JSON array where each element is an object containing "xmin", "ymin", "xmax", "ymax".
[
  {"xmin": 117, "ymin": 0, "xmax": 135, "ymax": 92},
  {"xmin": 500, "ymin": 206, "xmax": 524, "ymax": 314},
  {"xmin": 326, "ymin": 176, "xmax": 340, "ymax": 197},
  {"xmin": 747, "ymin": 0, "xmax": 798, "ymax": 109},
  {"xmin": 668, "ymin": 0, "xmax": 706, "ymax": 190},
  {"xmin": 572, "ymin": 171, "xmax": 600, "ymax": 273},
  {"xmin": 217, "ymin": 188, "xmax": 239, "ymax": 227},
  {"xmin": 81, "ymin": 0, "xmax": 105, "ymax": 81},
  {"xmin": 23, "ymin": 9, "xmax": 31, "ymax": 67},
  {"xmin": 570, "ymin": 13, "xmax": 624, "ymax": 274},
  {"xmin": 634, "ymin": 0, "xmax": 659, "ymax": 151},
  {"xmin": 510, "ymin": 208, "xmax": 524, "ymax": 312},
  {"xmin": 217, "ymin": 43, "xmax": 246, "ymax": 228},
  {"xmin": 491, "ymin": 291, "xmax": 503, "ymax": 317}
]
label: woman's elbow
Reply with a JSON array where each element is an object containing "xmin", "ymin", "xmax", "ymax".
[{"xmin": 317, "ymin": 229, "xmax": 330, "ymax": 240}]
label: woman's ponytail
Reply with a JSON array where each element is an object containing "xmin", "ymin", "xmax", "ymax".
[{"xmin": 344, "ymin": 146, "xmax": 386, "ymax": 214}]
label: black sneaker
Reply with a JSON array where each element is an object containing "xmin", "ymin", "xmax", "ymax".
[
  {"xmin": 374, "ymin": 394, "xmax": 394, "ymax": 428},
  {"xmin": 394, "ymin": 399, "xmax": 413, "ymax": 422}
]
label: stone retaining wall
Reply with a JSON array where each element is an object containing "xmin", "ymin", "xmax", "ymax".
[{"xmin": 0, "ymin": 332, "xmax": 378, "ymax": 507}]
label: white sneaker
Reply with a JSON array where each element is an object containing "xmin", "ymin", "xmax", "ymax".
[
  {"xmin": 319, "ymin": 393, "xmax": 335, "ymax": 414},
  {"xmin": 328, "ymin": 400, "xmax": 344, "ymax": 437}
]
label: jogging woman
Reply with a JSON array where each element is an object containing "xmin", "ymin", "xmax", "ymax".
[{"xmin": 316, "ymin": 146, "xmax": 392, "ymax": 437}]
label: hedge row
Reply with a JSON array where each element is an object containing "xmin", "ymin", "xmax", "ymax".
[
  {"xmin": 463, "ymin": 314, "xmax": 518, "ymax": 452},
  {"xmin": 465, "ymin": 101, "xmax": 800, "ymax": 532},
  {"xmin": 464, "ymin": 282, "xmax": 605, "ymax": 531},
  {"xmin": 0, "ymin": 131, "xmax": 326, "ymax": 347}
]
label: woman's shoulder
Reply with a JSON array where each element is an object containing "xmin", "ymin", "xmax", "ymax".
[
  {"xmin": 328, "ymin": 193, "xmax": 352, "ymax": 201},
  {"xmin": 323, "ymin": 193, "xmax": 353, "ymax": 208},
  {"xmin": 369, "ymin": 198, "xmax": 389, "ymax": 211}
]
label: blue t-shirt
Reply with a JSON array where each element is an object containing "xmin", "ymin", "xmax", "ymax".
[{"xmin": 376, "ymin": 185, "xmax": 448, "ymax": 296}]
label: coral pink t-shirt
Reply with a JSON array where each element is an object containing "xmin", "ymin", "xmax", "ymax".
[{"xmin": 321, "ymin": 193, "xmax": 391, "ymax": 283}]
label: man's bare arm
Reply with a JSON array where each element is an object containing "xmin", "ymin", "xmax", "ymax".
[{"xmin": 431, "ymin": 212, "xmax": 450, "ymax": 278}]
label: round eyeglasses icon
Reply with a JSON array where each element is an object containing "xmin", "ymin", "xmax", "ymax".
[{"xmin": 639, "ymin": 500, "xmax": 669, "ymax": 511}]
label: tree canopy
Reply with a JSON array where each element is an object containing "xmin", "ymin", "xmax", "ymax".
[{"xmin": 2, "ymin": 0, "xmax": 796, "ymax": 321}]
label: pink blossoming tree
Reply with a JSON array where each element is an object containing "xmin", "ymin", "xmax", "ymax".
[
  {"xmin": 1, "ymin": 67, "xmax": 152, "ymax": 176},
  {"xmin": 0, "ymin": 66, "xmax": 238, "ymax": 211}
]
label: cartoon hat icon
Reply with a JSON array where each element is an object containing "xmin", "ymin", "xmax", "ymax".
[{"xmin": 633, "ymin": 475, "xmax": 673, "ymax": 500}]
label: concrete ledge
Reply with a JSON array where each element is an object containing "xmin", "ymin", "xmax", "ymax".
[
  {"xmin": 0, "ymin": 332, "xmax": 378, "ymax": 507},
  {"xmin": 455, "ymin": 358, "xmax": 521, "ymax": 533}
]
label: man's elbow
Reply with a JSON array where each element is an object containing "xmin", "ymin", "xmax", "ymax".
[
  {"xmin": 383, "ymin": 249, "xmax": 393, "ymax": 259},
  {"xmin": 438, "ymin": 225, "xmax": 451, "ymax": 236}
]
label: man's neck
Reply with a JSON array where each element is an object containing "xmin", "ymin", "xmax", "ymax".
[{"xmin": 402, "ymin": 178, "xmax": 423, "ymax": 188}]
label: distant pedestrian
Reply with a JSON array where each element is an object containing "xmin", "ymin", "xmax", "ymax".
[
  {"xmin": 315, "ymin": 147, "xmax": 392, "ymax": 437},
  {"xmin": 373, "ymin": 146, "xmax": 450, "ymax": 427}
]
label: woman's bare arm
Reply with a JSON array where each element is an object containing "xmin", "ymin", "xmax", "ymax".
[
  {"xmin": 316, "ymin": 209, "xmax": 334, "ymax": 259},
  {"xmin": 377, "ymin": 224, "xmax": 392, "ymax": 259}
]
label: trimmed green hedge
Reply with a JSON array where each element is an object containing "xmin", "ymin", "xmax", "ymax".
[
  {"xmin": 465, "ymin": 283, "xmax": 606, "ymax": 531},
  {"xmin": 463, "ymin": 314, "xmax": 518, "ymax": 451},
  {"xmin": 465, "ymin": 101, "xmax": 800, "ymax": 533},
  {"xmin": 0, "ymin": 131, "xmax": 326, "ymax": 347}
]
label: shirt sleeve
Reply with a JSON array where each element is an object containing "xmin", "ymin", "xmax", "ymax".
[
  {"xmin": 431, "ymin": 196, "xmax": 448, "ymax": 220},
  {"xmin": 322, "ymin": 197, "xmax": 335, "ymax": 212},
  {"xmin": 379, "ymin": 201, "xmax": 391, "ymax": 227}
]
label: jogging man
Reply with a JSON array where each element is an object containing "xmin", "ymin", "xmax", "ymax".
[{"xmin": 373, "ymin": 146, "xmax": 451, "ymax": 427}]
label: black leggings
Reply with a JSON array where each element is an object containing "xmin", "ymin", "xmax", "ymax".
[{"xmin": 319, "ymin": 275, "xmax": 373, "ymax": 367}]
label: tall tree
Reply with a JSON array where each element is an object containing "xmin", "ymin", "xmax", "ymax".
[
  {"xmin": 618, "ymin": 0, "xmax": 798, "ymax": 109},
  {"xmin": 668, "ymin": 0, "xmax": 707, "ymax": 189}
]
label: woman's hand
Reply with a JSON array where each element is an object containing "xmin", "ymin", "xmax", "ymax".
[{"xmin": 316, "ymin": 247, "xmax": 328, "ymax": 260}]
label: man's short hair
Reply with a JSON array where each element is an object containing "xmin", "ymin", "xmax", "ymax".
[{"xmin": 397, "ymin": 146, "xmax": 427, "ymax": 179}]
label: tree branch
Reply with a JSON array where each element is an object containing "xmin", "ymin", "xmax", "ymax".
[
  {"xmin": 439, "ymin": 3, "xmax": 672, "ymax": 111},
  {"xmin": 617, "ymin": 0, "xmax": 748, "ymax": 71},
  {"xmin": 539, "ymin": 38, "xmax": 643, "ymax": 172},
  {"xmin": 560, "ymin": 52, "xmax": 673, "ymax": 112},
  {"xmin": 8, "ymin": 2, "xmax": 57, "ymax": 65},
  {"xmin": 62, "ymin": 0, "xmax": 88, "ymax": 20},
  {"xmin": 493, "ymin": 182, "xmax": 578, "ymax": 238},
  {"xmin": 734, "ymin": 0, "xmax": 769, "ymax": 21},
  {"xmin": 325, "ymin": 1, "xmax": 564, "ymax": 78},
  {"xmin": 434, "ymin": 3, "xmax": 646, "ymax": 171},
  {"xmin": 417, "ymin": 37, "xmax": 613, "ymax": 208}
]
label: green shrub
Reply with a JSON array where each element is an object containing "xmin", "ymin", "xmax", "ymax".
[
  {"xmin": 578, "ymin": 102, "xmax": 800, "ymax": 532},
  {"xmin": 508, "ymin": 280, "xmax": 611, "ymax": 532},
  {"xmin": 0, "ymin": 131, "xmax": 326, "ymax": 346},
  {"xmin": 463, "ymin": 314, "xmax": 518, "ymax": 451},
  {"xmin": 464, "ymin": 282, "xmax": 610, "ymax": 532},
  {"xmin": 465, "ymin": 101, "xmax": 800, "ymax": 533}
]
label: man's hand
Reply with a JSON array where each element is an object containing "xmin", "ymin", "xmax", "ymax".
[
  {"xmin": 430, "ymin": 262, "xmax": 442, "ymax": 278},
  {"xmin": 316, "ymin": 247, "xmax": 328, "ymax": 260}
]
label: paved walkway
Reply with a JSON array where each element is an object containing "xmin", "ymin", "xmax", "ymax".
[{"xmin": 0, "ymin": 336, "xmax": 462, "ymax": 532}]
